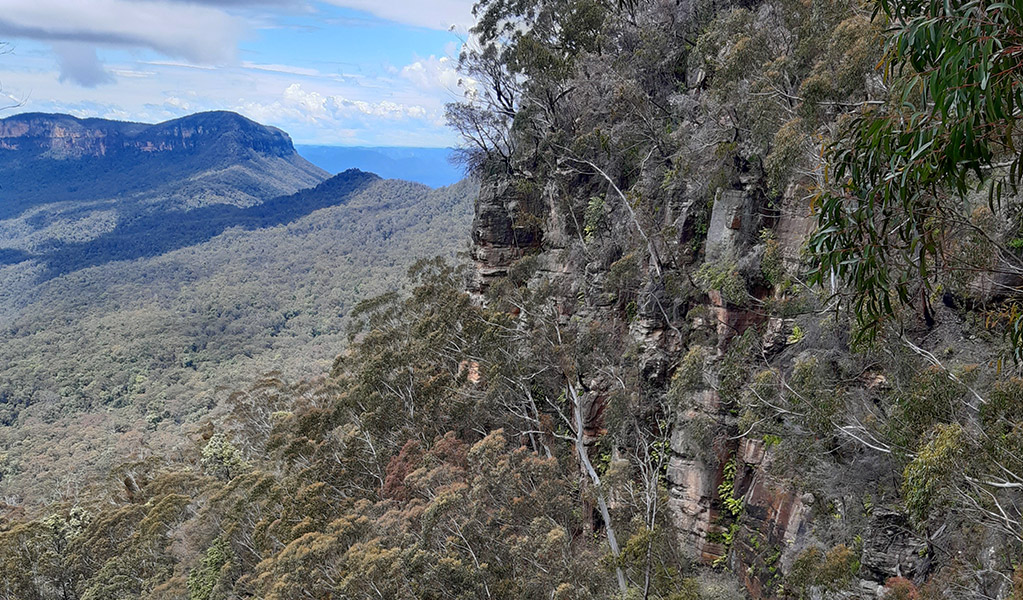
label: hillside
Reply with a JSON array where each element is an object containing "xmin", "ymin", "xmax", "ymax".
[
  {"xmin": 6, "ymin": 168, "xmax": 377, "ymax": 279},
  {"xmin": 0, "ymin": 172, "xmax": 475, "ymax": 502},
  {"xmin": 0, "ymin": 111, "xmax": 476, "ymax": 506}
]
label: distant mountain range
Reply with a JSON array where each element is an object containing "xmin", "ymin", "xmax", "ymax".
[
  {"xmin": 0, "ymin": 111, "xmax": 336, "ymax": 279},
  {"xmin": 0, "ymin": 112, "xmax": 472, "ymax": 280},
  {"xmin": 0, "ymin": 111, "xmax": 475, "ymax": 501},
  {"xmin": 297, "ymin": 145, "xmax": 463, "ymax": 188}
]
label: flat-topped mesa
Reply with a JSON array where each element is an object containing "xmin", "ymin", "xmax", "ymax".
[
  {"xmin": 0, "ymin": 111, "xmax": 328, "ymax": 215},
  {"xmin": 0, "ymin": 111, "xmax": 297, "ymax": 159}
]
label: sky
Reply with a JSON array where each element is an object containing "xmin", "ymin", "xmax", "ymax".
[{"xmin": 0, "ymin": 0, "xmax": 477, "ymax": 146}]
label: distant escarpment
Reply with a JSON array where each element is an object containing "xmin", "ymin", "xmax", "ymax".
[
  {"xmin": 0, "ymin": 111, "xmax": 296, "ymax": 159},
  {"xmin": 0, "ymin": 111, "xmax": 328, "ymax": 218}
]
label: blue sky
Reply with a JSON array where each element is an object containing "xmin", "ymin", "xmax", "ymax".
[{"xmin": 0, "ymin": 0, "xmax": 476, "ymax": 146}]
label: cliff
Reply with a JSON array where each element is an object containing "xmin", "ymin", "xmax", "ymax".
[
  {"xmin": 468, "ymin": 122, "xmax": 1013, "ymax": 600},
  {"xmin": 463, "ymin": 0, "xmax": 1021, "ymax": 598}
]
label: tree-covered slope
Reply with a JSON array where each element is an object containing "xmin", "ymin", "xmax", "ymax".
[
  {"xmin": 0, "ymin": 175, "xmax": 475, "ymax": 502},
  {"xmin": 0, "ymin": 110, "xmax": 477, "ymax": 502},
  {"xmin": 19, "ymin": 168, "xmax": 378, "ymax": 278}
]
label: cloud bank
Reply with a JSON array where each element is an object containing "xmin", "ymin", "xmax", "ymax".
[
  {"xmin": 52, "ymin": 42, "xmax": 114, "ymax": 87},
  {"xmin": 323, "ymin": 0, "xmax": 475, "ymax": 30},
  {"xmin": 0, "ymin": 0, "xmax": 476, "ymax": 145},
  {"xmin": 0, "ymin": 0, "xmax": 242, "ymax": 62}
]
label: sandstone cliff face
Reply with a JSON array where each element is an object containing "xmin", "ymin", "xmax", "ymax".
[
  {"xmin": 0, "ymin": 111, "xmax": 296, "ymax": 160},
  {"xmin": 467, "ymin": 166, "xmax": 991, "ymax": 598},
  {"xmin": 471, "ymin": 178, "xmax": 546, "ymax": 293}
]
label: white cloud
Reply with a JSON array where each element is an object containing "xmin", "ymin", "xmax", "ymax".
[
  {"xmin": 0, "ymin": 0, "xmax": 243, "ymax": 87},
  {"xmin": 164, "ymin": 96, "xmax": 192, "ymax": 111},
  {"xmin": 401, "ymin": 55, "xmax": 461, "ymax": 92},
  {"xmin": 242, "ymin": 62, "xmax": 323, "ymax": 77},
  {"xmin": 143, "ymin": 61, "xmax": 219, "ymax": 71},
  {"xmin": 227, "ymin": 82, "xmax": 451, "ymax": 145},
  {"xmin": 273, "ymin": 82, "xmax": 430, "ymax": 121},
  {"xmin": 320, "ymin": 0, "xmax": 475, "ymax": 30},
  {"xmin": 52, "ymin": 42, "xmax": 114, "ymax": 87},
  {"xmin": 0, "ymin": 0, "xmax": 242, "ymax": 63},
  {"xmin": 109, "ymin": 68, "xmax": 157, "ymax": 79}
]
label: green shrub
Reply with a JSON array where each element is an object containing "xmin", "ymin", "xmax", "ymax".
[
  {"xmin": 785, "ymin": 544, "xmax": 857, "ymax": 598},
  {"xmin": 188, "ymin": 537, "xmax": 233, "ymax": 600},
  {"xmin": 902, "ymin": 423, "xmax": 966, "ymax": 522},
  {"xmin": 787, "ymin": 357, "xmax": 841, "ymax": 437},
  {"xmin": 696, "ymin": 260, "xmax": 748, "ymax": 306}
]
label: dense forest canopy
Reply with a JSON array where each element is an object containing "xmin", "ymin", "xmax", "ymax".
[
  {"xmin": 1, "ymin": 0, "xmax": 1022, "ymax": 599},
  {"xmin": 0, "ymin": 174, "xmax": 474, "ymax": 501}
]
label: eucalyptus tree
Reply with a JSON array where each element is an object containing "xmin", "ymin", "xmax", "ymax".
[{"xmin": 811, "ymin": 0, "xmax": 1023, "ymax": 352}]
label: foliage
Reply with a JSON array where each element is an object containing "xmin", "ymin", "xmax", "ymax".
[
  {"xmin": 981, "ymin": 378, "xmax": 1023, "ymax": 468},
  {"xmin": 0, "ymin": 253, "xmax": 712, "ymax": 598},
  {"xmin": 902, "ymin": 423, "xmax": 966, "ymax": 521},
  {"xmin": 717, "ymin": 457, "xmax": 743, "ymax": 519},
  {"xmin": 584, "ymin": 195, "xmax": 606, "ymax": 241},
  {"xmin": 884, "ymin": 576, "xmax": 919, "ymax": 600},
  {"xmin": 200, "ymin": 434, "xmax": 245, "ymax": 481},
  {"xmin": 668, "ymin": 347, "xmax": 708, "ymax": 405},
  {"xmin": 187, "ymin": 538, "xmax": 233, "ymax": 600},
  {"xmin": 697, "ymin": 0, "xmax": 880, "ymax": 189},
  {"xmin": 887, "ymin": 365, "xmax": 970, "ymax": 452},
  {"xmin": 786, "ymin": 356, "xmax": 845, "ymax": 437},
  {"xmin": 695, "ymin": 260, "xmax": 749, "ymax": 307},
  {"xmin": 710, "ymin": 457, "xmax": 743, "ymax": 568},
  {"xmin": 761, "ymin": 230, "xmax": 785, "ymax": 286},
  {"xmin": 785, "ymin": 545, "xmax": 858, "ymax": 599},
  {"xmin": 449, "ymin": 0, "xmax": 608, "ymax": 173},
  {"xmin": 809, "ymin": 0, "xmax": 1023, "ymax": 353}
]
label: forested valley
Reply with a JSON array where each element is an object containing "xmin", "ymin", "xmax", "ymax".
[
  {"xmin": 3, "ymin": 0, "xmax": 1023, "ymax": 599},
  {"xmin": 0, "ymin": 112, "xmax": 474, "ymax": 502}
]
